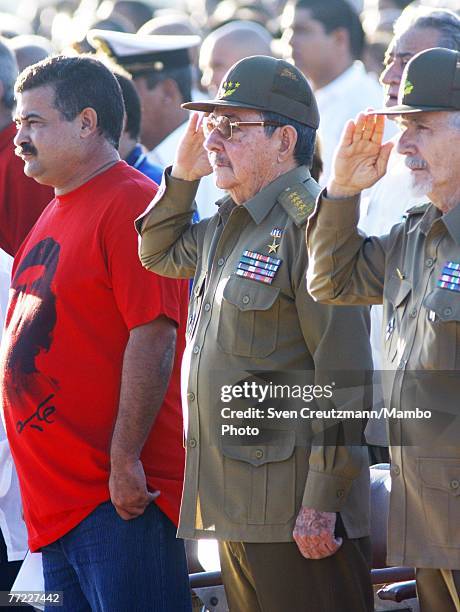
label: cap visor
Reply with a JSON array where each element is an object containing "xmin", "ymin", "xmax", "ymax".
[
  {"xmin": 182, "ymin": 99, "xmax": 266, "ymax": 113},
  {"xmin": 371, "ymin": 104, "xmax": 450, "ymax": 115}
]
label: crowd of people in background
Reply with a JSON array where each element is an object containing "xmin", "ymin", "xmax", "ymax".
[{"xmin": 0, "ymin": 0, "xmax": 459, "ymax": 610}]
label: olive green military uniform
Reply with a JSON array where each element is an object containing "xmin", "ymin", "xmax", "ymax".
[
  {"xmin": 307, "ymin": 194, "xmax": 460, "ymax": 609},
  {"xmin": 136, "ymin": 165, "xmax": 374, "ymax": 611},
  {"xmin": 307, "ymin": 46, "xmax": 460, "ymax": 612}
]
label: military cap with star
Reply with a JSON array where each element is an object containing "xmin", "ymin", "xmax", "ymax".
[
  {"xmin": 373, "ymin": 47, "xmax": 460, "ymax": 115},
  {"xmin": 182, "ymin": 55, "xmax": 320, "ymax": 129},
  {"xmin": 87, "ymin": 29, "xmax": 200, "ymax": 77}
]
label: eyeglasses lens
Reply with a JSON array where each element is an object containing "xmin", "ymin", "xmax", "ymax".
[{"xmin": 204, "ymin": 116, "xmax": 232, "ymax": 139}]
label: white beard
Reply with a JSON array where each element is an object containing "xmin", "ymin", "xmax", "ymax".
[{"xmin": 409, "ymin": 171, "xmax": 433, "ymax": 198}]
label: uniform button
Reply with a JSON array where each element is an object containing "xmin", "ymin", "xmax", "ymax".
[
  {"xmin": 193, "ymin": 345, "xmax": 200, "ymax": 354},
  {"xmin": 450, "ymin": 479, "xmax": 459, "ymax": 489},
  {"xmin": 217, "ymin": 258, "xmax": 225, "ymax": 266},
  {"xmin": 444, "ymin": 307, "xmax": 453, "ymax": 317},
  {"xmin": 189, "ymin": 438, "xmax": 197, "ymax": 448},
  {"xmin": 425, "ymin": 258, "xmax": 434, "ymax": 267},
  {"xmin": 393, "ymin": 465, "xmax": 400, "ymax": 476},
  {"xmin": 409, "ymin": 308, "xmax": 417, "ymax": 318},
  {"xmin": 254, "ymin": 449, "xmax": 264, "ymax": 459},
  {"xmin": 336, "ymin": 489, "xmax": 344, "ymax": 499},
  {"xmin": 242, "ymin": 295, "xmax": 250, "ymax": 305},
  {"xmin": 204, "ymin": 303, "xmax": 211, "ymax": 312},
  {"xmin": 187, "ymin": 392, "xmax": 195, "ymax": 402}
]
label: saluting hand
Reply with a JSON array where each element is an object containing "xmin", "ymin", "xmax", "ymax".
[
  {"xmin": 327, "ymin": 113, "xmax": 394, "ymax": 199},
  {"xmin": 293, "ymin": 507, "xmax": 343, "ymax": 559},
  {"xmin": 172, "ymin": 112, "xmax": 213, "ymax": 182}
]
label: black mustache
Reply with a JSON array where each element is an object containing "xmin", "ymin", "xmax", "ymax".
[{"xmin": 15, "ymin": 144, "xmax": 37, "ymax": 156}]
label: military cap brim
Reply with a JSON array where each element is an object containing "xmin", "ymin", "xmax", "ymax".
[
  {"xmin": 371, "ymin": 104, "xmax": 455, "ymax": 115},
  {"xmin": 182, "ymin": 99, "xmax": 272, "ymax": 113}
]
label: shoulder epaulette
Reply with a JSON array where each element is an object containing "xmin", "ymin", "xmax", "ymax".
[
  {"xmin": 404, "ymin": 202, "xmax": 430, "ymax": 218},
  {"xmin": 278, "ymin": 179, "xmax": 321, "ymax": 227}
]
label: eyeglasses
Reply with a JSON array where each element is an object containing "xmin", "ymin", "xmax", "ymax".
[{"xmin": 203, "ymin": 114, "xmax": 283, "ymax": 141}]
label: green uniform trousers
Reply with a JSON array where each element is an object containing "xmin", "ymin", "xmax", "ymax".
[
  {"xmin": 417, "ymin": 568, "xmax": 460, "ymax": 612},
  {"xmin": 219, "ymin": 535, "xmax": 373, "ymax": 612}
]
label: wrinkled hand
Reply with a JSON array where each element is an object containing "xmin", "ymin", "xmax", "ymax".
[
  {"xmin": 172, "ymin": 112, "xmax": 213, "ymax": 181},
  {"xmin": 109, "ymin": 459, "xmax": 159, "ymax": 520},
  {"xmin": 293, "ymin": 507, "xmax": 342, "ymax": 559},
  {"xmin": 328, "ymin": 113, "xmax": 394, "ymax": 198}
]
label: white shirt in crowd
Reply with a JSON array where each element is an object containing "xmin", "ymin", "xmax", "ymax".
[
  {"xmin": 0, "ymin": 248, "xmax": 28, "ymax": 562},
  {"xmin": 315, "ymin": 61, "xmax": 397, "ymax": 184}
]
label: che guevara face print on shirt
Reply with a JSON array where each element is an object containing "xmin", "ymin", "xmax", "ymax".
[{"xmin": 1, "ymin": 237, "xmax": 60, "ymax": 434}]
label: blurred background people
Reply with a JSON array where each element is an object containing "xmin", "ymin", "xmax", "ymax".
[
  {"xmin": 9, "ymin": 35, "xmax": 53, "ymax": 72},
  {"xmin": 114, "ymin": 70, "xmax": 163, "ymax": 183},
  {"xmin": 281, "ymin": 0, "xmax": 394, "ymax": 182},
  {"xmin": 137, "ymin": 13, "xmax": 204, "ymax": 95},
  {"xmin": 199, "ymin": 20, "xmax": 273, "ymax": 96}
]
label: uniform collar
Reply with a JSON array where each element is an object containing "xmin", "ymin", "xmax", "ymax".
[
  {"xmin": 243, "ymin": 166, "xmax": 311, "ymax": 225},
  {"xmin": 415, "ymin": 204, "xmax": 441, "ymax": 236},
  {"xmin": 414, "ymin": 201, "xmax": 460, "ymax": 245},
  {"xmin": 442, "ymin": 202, "xmax": 460, "ymax": 245}
]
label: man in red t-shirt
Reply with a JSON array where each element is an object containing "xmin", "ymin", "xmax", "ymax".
[{"xmin": 0, "ymin": 55, "xmax": 191, "ymax": 611}]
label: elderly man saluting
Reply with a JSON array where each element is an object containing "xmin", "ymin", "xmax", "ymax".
[
  {"xmin": 137, "ymin": 55, "xmax": 374, "ymax": 612},
  {"xmin": 307, "ymin": 48, "xmax": 460, "ymax": 612}
]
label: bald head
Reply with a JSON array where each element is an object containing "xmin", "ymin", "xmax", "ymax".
[
  {"xmin": 200, "ymin": 21, "xmax": 273, "ymax": 96},
  {"xmin": 138, "ymin": 13, "xmax": 202, "ymax": 37},
  {"xmin": 9, "ymin": 35, "xmax": 51, "ymax": 72}
]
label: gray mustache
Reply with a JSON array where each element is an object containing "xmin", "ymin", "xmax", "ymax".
[{"xmin": 405, "ymin": 157, "xmax": 427, "ymax": 170}]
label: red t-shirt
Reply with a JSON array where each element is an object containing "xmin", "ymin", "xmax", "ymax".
[
  {"xmin": 0, "ymin": 123, "xmax": 54, "ymax": 256},
  {"xmin": 0, "ymin": 161, "xmax": 188, "ymax": 551}
]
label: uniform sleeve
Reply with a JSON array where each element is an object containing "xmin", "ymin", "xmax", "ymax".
[
  {"xmin": 306, "ymin": 191, "xmax": 392, "ymax": 306},
  {"xmin": 294, "ymin": 224, "xmax": 372, "ymax": 511},
  {"xmin": 104, "ymin": 183, "xmax": 187, "ymax": 331},
  {"xmin": 135, "ymin": 169, "xmax": 208, "ymax": 280}
]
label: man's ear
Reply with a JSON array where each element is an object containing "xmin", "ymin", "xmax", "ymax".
[
  {"xmin": 277, "ymin": 124, "xmax": 298, "ymax": 162},
  {"xmin": 331, "ymin": 27, "xmax": 350, "ymax": 52},
  {"xmin": 79, "ymin": 107, "xmax": 99, "ymax": 138}
]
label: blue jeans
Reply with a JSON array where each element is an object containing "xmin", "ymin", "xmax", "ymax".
[{"xmin": 41, "ymin": 501, "xmax": 192, "ymax": 612}]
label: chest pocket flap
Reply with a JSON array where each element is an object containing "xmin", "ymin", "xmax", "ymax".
[
  {"xmin": 223, "ymin": 276, "xmax": 280, "ymax": 311},
  {"xmin": 217, "ymin": 276, "xmax": 280, "ymax": 358},
  {"xmin": 423, "ymin": 289, "xmax": 460, "ymax": 322},
  {"xmin": 221, "ymin": 430, "xmax": 295, "ymax": 467}
]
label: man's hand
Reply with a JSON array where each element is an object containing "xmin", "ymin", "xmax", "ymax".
[
  {"xmin": 172, "ymin": 113, "xmax": 213, "ymax": 181},
  {"xmin": 327, "ymin": 113, "xmax": 394, "ymax": 199},
  {"xmin": 293, "ymin": 507, "xmax": 343, "ymax": 559},
  {"xmin": 109, "ymin": 458, "xmax": 159, "ymax": 520}
]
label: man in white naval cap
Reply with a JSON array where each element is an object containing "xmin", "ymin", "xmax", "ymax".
[{"xmin": 88, "ymin": 30, "xmax": 223, "ymax": 219}]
